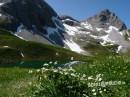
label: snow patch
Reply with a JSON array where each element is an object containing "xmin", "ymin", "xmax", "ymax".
[
  {"xmin": 105, "ymin": 26, "xmax": 118, "ymax": 33},
  {"xmin": 0, "ymin": 3, "xmax": 4, "ymax": 6},
  {"xmin": 44, "ymin": 26, "xmax": 56, "ymax": 37},
  {"xmin": 116, "ymin": 45, "xmax": 123, "ymax": 53},
  {"xmin": 3, "ymin": 46, "xmax": 9, "ymax": 48},
  {"xmin": 43, "ymin": 26, "xmax": 64, "ymax": 44},
  {"xmin": 0, "ymin": 3, "xmax": 4, "ymax": 17},
  {"xmin": 63, "ymin": 24, "xmax": 77, "ymax": 36},
  {"xmin": 17, "ymin": 24, "xmax": 25, "ymax": 33},
  {"xmin": 0, "ymin": 13, "xmax": 2, "ymax": 16},
  {"xmin": 14, "ymin": 33, "xmax": 26, "ymax": 40},
  {"xmin": 96, "ymin": 28, "xmax": 103, "ymax": 31},
  {"xmin": 21, "ymin": 52, "xmax": 24, "ymax": 58},
  {"xmin": 64, "ymin": 39, "xmax": 84, "ymax": 53},
  {"xmin": 90, "ymin": 35, "xmax": 100, "ymax": 39},
  {"xmin": 80, "ymin": 22, "xmax": 93, "ymax": 30}
]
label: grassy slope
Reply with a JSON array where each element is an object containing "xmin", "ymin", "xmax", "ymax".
[
  {"xmin": 0, "ymin": 56, "xmax": 129, "ymax": 97},
  {"xmin": 0, "ymin": 29, "xmax": 87, "ymax": 65}
]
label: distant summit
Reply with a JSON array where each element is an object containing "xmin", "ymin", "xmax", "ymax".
[{"xmin": 87, "ymin": 9, "xmax": 127, "ymax": 31}]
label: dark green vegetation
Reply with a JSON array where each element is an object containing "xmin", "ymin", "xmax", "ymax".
[{"xmin": 0, "ymin": 29, "xmax": 86, "ymax": 65}]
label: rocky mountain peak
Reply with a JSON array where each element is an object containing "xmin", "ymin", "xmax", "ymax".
[
  {"xmin": 87, "ymin": 9, "xmax": 127, "ymax": 31},
  {"xmin": 100, "ymin": 9, "xmax": 112, "ymax": 16},
  {"xmin": 60, "ymin": 15, "xmax": 80, "ymax": 26},
  {"xmin": 0, "ymin": 0, "xmax": 66, "ymax": 46}
]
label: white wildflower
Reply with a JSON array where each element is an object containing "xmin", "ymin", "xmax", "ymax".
[
  {"xmin": 98, "ymin": 78, "xmax": 102, "ymax": 81},
  {"xmin": 28, "ymin": 70, "xmax": 33, "ymax": 74},
  {"xmin": 83, "ymin": 94, "xmax": 89, "ymax": 97},
  {"xmin": 62, "ymin": 68, "xmax": 68, "ymax": 72},
  {"xmin": 39, "ymin": 76, "xmax": 42, "ymax": 80},
  {"xmin": 67, "ymin": 86, "xmax": 73, "ymax": 89},
  {"xmin": 80, "ymin": 77, "xmax": 85, "ymax": 81},
  {"xmin": 49, "ymin": 61, "xmax": 53, "ymax": 64},
  {"xmin": 41, "ymin": 67, "xmax": 46, "ymax": 70},
  {"xmin": 64, "ymin": 72, "xmax": 69, "ymax": 75},
  {"xmin": 58, "ymin": 67, "xmax": 62, "ymax": 70},
  {"xmin": 104, "ymin": 89, "xmax": 106, "ymax": 91},
  {"xmin": 56, "ymin": 52, "xmax": 59, "ymax": 56},
  {"xmin": 44, "ymin": 63, "xmax": 49, "ymax": 66},
  {"xmin": 96, "ymin": 74, "xmax": 103, "ymax": 78},
  {"xmin": 88, "ymin": 76, "xmax": 93, "ymax": 80},
  {"xmin": 36, "ymin": 69, "xmax": 40, "ymax": 73},
  {"xmin": 70, "ymin": 73, "xmax": 76, "ymax": 77},
  {"xmin": 71, "ymin": 57, "xmax": 74, "ymax": 61},
  {"xmin": 93, "ymin": 92, "xmax": 97, "ymax": 96},
  {"xmin": 59, "ymin": 71, "xmax": 64, "ymax": 74},
  {"xmin": 92, "ymin": 89, "xmax": 96, "ymax": 92},
  {"xmin": 53, "ymin": 69, "xmax": 58, "ymax": 73},
  {"xmin": 54, "ymin": 61, "xmax": 58, "ymax": 65},
  {"xmin": 28, "ymin": 82, "xmax": 32, "ymax": 85},
  {"xmin": 44, "ymin": 75, "xmax": 47, "ymax": 78},
  {"xmin": 99, "ymin": 90, "xmax": 103, "ymax": 93},
  {"xmin": 69, "ymin": 67, "xmax": 75, "ymax": 72},
  {"xmin": 82, "ymin": 74, "xmax": 86, "ymax": 78}
]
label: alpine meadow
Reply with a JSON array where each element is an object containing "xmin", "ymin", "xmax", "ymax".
[{"xmin": 0, "ymin": 0, "xmax": 129, "ymax": 97}]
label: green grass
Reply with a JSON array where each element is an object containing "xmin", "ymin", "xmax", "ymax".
[
  {"xmin": 0, "ymin": 55, "xmax": 129, "ymax": 97},
  {"xmin": 0, "ymin": 67, "xmax": 35, "ymax": 97},
  {"xmin": 73, "ymin": 56, "xmax": 130, "ymax": 97},
  {"xmin": 27, "ymin": 55, "xmax": 129, "ymax": 97},
  {"xmin": 0, "ymin": 29, "xmax": 86, "ymax": 65}
]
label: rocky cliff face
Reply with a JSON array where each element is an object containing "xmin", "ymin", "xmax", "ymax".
[
  {"xmin": 0, "ymin": 0, "xmax": 66, "ymax": 46},
  {"xmin": 87, "ymin": 9, "xmax": 127, "ymax": 31}
]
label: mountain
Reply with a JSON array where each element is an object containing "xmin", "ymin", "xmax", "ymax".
[
  {"xmin": 0, "ymin": 0, "xmax": 130, "ymax": 56},
  {"xmin": 0, "ymin": 0, "xmax": 88, "ymax": 55},
  {"xmin": 0, "ymin": 0, "xmax": 66, "ymax": 46},
  {"xmin": 62, "ymin": 10, "xmax": 130, "ymax": 55},
  {"xmin": 87, "ymin": 9, "xmax": 127, "ymax": 31}
]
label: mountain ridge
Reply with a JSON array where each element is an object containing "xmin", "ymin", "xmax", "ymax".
[{"xmin": 0, "ymin": 0, "xmax": 130, "ymax": 55}]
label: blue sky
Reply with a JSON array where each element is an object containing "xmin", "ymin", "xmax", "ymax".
[{"xmin": 46, "ymin": 0, "xmax": 130, "ymax": 28}]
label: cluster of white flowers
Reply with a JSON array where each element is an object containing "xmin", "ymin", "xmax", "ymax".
[
  {"xmin": 30, "ymin": 63, "xmax": 119, "ymax": 97},
  {"xmin": 28, "ymin": 70, "xmax": 33, "ymax": 74},
  {"xmin": 34, "ymin": 66, "xmax": 106, "ymax": 94}
]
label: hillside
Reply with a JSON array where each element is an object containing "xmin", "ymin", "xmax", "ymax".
[{"xmin": 0, "ymin": 29, "xmax": 86, "ymax": 65}]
